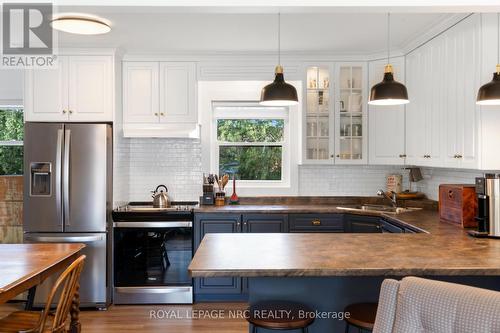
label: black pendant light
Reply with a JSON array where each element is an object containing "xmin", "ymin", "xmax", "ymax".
[
  {"xmin": 260, "ymin": 13, "xmax": 298, "ymax": 106},
  {"xmin": 368, "ymin": 13, "xmax": 409, "ymax": 106},
  {"xmin": 477, "ymin": 13, "xmax": 500, "ymax": 105}
]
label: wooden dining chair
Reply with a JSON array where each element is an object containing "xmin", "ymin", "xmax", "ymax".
[{"xmin": 0, "ymin": 255, "xmax": 86, "ymax": 333}]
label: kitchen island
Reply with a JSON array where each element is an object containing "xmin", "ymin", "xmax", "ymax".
[{"xmin": 189, "ymin": 206, "xmax": 500, "ymax": 332}]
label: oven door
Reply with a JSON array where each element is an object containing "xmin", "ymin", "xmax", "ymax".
[{"xmin": 113, "ymin": 221, "xmax": 193, "ymax": 304}]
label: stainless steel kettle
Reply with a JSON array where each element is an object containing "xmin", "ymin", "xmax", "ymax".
[{"xmin": 152, "ymin": 185, "xmax": 170, "ymax": 208}]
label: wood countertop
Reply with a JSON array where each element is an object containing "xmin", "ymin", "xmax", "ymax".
[{"xmin": 189, "ymin": 208, "xmax": 500, "ymax": 277}]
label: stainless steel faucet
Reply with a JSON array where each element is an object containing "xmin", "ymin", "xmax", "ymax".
[{"xmin": 377, "ymin": 189, "xmax": 398, "ymax": 207}]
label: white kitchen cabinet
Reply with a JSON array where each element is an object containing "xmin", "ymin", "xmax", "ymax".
[
  {"xmin": 302, "ymin": 62, "xmax": 366, "ymax": 164},
  {"xmin": 368, "ymin": 57, "xmax": 406, "ymax": 165},
  {"xmin": 123, "ymin": 62, "xmax": 159, "ymax": 123},
  {"xmin": 441, "ymin": 15, "xmax": 480, "ymax": 169},
  {"xmin": 122, "ymin": 61, "xmax": 198, "ymax": 137},
  {"xmin": 159, "ymin": 62, "xmax": 197, "ymax": 123},
  {"xmin": 25, "ymin": 54, "xmax": 114, "ymax": 122},
  {"xmin": 68, "ymin": 56, "xmax": 113, "ymax": 121},
  {"xmin": 334, "ymin": 62, "xmax": 368, "ymax": 164},
  {"xmin": 405, "ymin": 38, "xmax": 445, "ymax": 167}
]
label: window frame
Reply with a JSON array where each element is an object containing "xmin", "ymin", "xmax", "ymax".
[
  {"xmin": 211, "ymin": 102, "xmax": 291, "ymax": 188},
  {"xmin": 0, "ymin": 106, "xmax": 24, "ymax": 175}
]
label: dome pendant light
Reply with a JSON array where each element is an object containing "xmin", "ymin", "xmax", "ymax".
[
  {"xmin": 477, "ymin": 13, "xmax": 500, "ymax": 106},
  {"xmin": 368, "ymin": 13, "xmax": 409, "ymax": 106},
  {"xmin": 260, "ymin": 13, "xmax": 298, "ymax": 106}
]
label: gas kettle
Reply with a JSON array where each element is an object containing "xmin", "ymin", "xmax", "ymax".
[{"xmin": 151, "ymin": 185, "xmax": 170, "ymax": 208}]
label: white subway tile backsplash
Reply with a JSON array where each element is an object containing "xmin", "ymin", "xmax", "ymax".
[{"xmin": 113, "ymin": 135, "xmax": 492, "ymax": 204}]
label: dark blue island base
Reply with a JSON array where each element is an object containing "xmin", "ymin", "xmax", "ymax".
[{"xmin": 247, "ymin": 276, "xmax": 500, "ymax": 333}]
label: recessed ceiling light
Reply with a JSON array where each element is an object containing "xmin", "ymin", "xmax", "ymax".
[{"xmin": 51, "ymin": 16, "xmax": 111, "ymax": 35}]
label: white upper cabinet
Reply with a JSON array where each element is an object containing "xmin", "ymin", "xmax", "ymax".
[
  {"xmin": 122, "ymin": 61, "xmax": 198, "ymax": 137},
  {"xmin": 25, "ymin": 53, "xmax": 114, "ymax": 122},
  {"xmin": 67, "ymin": 56, "xmax": 113, "ymax": 121},
  {"xmin": 368, "ymin": 57, "xmax": 406, "ymax": 165},
  {"xmin": 405, "ymin": 38, "xmax": 445, "ymax": 167},
  {"xmin": 25, "ymin": 56, "xmax": 69, "ymax": 122},
  {"xmin": 441, "ymin": 15, "xmax": 480, "ymax": 169},
  {"xmin": 159, "ymin": 62, "xmax": 197, "ymax": 123},
  {"xmin": 404, "ymin": 14, "xmax": 480, "ymax": 169},
  {"xmin": 123, "ymin": 62, "xmax": 159, "ymax": 123}
]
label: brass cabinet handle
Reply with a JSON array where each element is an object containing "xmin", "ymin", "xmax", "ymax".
[
  {"xmin": 154, "ymin": 112, "xmax": 159, "ymax": 116},
  {"xmin": 399, "ymin": 154, "xmax": 406, "ymax": 158},
  {"xmin": 160, "ymin": 113, "xmax": 165, "ymax": 116},
  {"xmin": 68, "ymin": 110, "xmax": 73, "ymax": 114},
  {"xmin": 62, "ymin": 109, "xmax": 67, "ymax": 114},
  {"xmin": 312, "ymin": 219, "xmax": 321, "ymax": 226},
  {"xmin": 457, "ymin": 154, "xmax": 463, "ymax": 159}
]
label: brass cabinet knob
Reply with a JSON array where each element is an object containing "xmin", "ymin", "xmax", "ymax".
[
  {"xmin": 330, "ymin": 154, "xmax": 334, "ymax": 158},
  {"xmin": 312, "ymin": 219, "xmax": 321, "ymax": 226},
  {"xmin": 68, "ymin": 110, "xmax": 73, "ymax": 114},
  {"xmin": 399, "ymin": 154, "xmax": 406, "ymax": 158},
  {"xmin": 160, "ymin": 112, "xmax": 165, "ymax": 116},
  {"xmin": 336, "ymin": 154, "xmax": 340, "ymax": 158},
  {"xmin": 154, "ymin": 112, "xmax": 159, "ymax": 116},
  {"xmin": 62, "ymin": 109, "xmax": 67, "ymax": 114}
]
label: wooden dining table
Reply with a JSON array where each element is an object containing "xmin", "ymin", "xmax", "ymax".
[{"xmin": 0, "ymin": 243, "xmax": 85, "ymax": 332}]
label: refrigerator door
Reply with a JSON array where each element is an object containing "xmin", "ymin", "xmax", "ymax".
[
  {"xmin": 24, "ymin": 123, "xmax": 64, "ymax": 232},
  {"xmin": 24, "ymin": 233, "xmax": 108, "ymax": 308},
  {"xmin": 64, "ymin": 124, "xmax": 111, "ymax": 232}
]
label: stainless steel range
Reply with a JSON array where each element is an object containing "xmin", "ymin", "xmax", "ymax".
[{"xmin": 112, "ymin": 201, "xmax": 198, "ymax": 304}]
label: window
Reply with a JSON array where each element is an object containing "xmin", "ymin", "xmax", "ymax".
[
  {"xmin": 0, "ymin": 108, "xmax": 23, "ymax": 175},
  {"xmin": 212, "ymin": 102, "xmax": 289, "ymax": 185}
]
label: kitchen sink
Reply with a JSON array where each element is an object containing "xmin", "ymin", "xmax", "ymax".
[{"xmin": 336, "ymin": 204, "xmax": 422, "ymax": 214}]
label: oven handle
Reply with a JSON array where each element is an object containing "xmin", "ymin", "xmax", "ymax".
[
  {"xmin": 113, "ymin": 221, "xmax": 192, "ymax": 228},
  {"xmin": 115, "ymin": 287, "xmax": 192, "ymax": 294}
]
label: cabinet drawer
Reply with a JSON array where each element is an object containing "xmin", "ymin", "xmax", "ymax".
[{"xmin": 289, "ymin": 214, "xmax": 344, "ymax": 232}]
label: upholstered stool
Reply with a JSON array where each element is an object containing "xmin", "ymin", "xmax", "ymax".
[
  {"xmin": 344, "ymin": 302, "xmax": 378, "ymax": 332},
  {"xmin": 247, "ymin": 300, "xmax": 315, "ymax": 333}
]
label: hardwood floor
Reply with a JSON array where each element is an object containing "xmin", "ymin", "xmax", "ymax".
[{"xmin": 0, "ymin": 302, "xmax": 249, "ymax": 332}]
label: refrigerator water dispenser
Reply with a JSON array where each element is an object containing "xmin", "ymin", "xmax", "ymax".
[{"xmin": 30, "ymin": 162, "xmax": 51, "ymax": 196}]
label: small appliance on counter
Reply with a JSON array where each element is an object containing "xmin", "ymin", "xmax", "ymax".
[
  {"xmin": 439, "ymin": 184, "xmax": 477, "ymax": 228},
  {"xmin": 469, "ymin": 174, "xmax": 500, "ymax": 238},
  {"xmin": 200, "ymin": 173, "xmax": 215, "ymax": 205}
]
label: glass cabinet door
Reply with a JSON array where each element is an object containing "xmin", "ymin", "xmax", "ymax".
[
  {"xmin": 336, "ymin": 64, "xmax": 365, "ymax": 162},
  {"xmin": 305, "ymin": 66, "xmax": 332, "ymax": 161}
]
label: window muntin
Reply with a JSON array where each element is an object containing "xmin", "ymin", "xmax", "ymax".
[{"xmin": 0, "ymin": 108, "xmax": 23, "ymax": 175}]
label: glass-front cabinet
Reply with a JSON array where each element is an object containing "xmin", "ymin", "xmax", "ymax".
[
  {"xmin": 303, "ymin": 62, "xmax": 367, "ymax": 164},
  {"xmin": 305, "ymin": 65, "xmax": 333, "ymax": 162}
]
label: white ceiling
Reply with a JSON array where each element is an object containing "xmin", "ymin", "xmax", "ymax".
[{"xmin": 54, "ymin": 9, "xmax": 457, "ymax": 54}]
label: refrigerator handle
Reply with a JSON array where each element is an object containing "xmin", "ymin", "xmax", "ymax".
[
  {"xmin": 56, "ymin": 129, "xmax": 63, "ymax": 227},
  {"xmin": 24, "ymin": 234, "xmax": 104, "ymax": 243},
  {"xmin": 63, "ymin": 129, "xmax": 71, "ymax": 227}
]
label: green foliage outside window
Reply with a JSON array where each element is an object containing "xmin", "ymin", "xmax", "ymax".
[
  {"xmin": 217, "ymin": 119, "xmax": 284, "ymax": 180},
  {"xmin": 0, "ymin": 109, "xmax": 23, "ymax": 175}
]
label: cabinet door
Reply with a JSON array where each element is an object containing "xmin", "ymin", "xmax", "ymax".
[
  {"xmin": 68, "ymin": 56, "xmax": 113, "ymax": 121},
  {"xmin": 345, "ymin": 214, "xmax": 381, "ymax": 233},
  {"xmin": 368, "ymin": 57, "xmax": 406, "ymax": 165},
  {"xmin": 442, "ymin": 16, "xmax": 479, "ymax": 168},
  {"xmin": 123, "ymin": 62, "xmax": 160, "ymax": 123},
  {"xmin": 159, "ymin": 62, "xmax": 196, "ymax": 123},
  {"xmin": 242, "ymin": 214, "xmax": 288, "ymax": 233},
  {"xmin": 193, "ymin": 214, "xmax": 242, "ymax": 295},
  {"xmin": 24, "ymin": 56, "xmax": 69, "ymax": 122},
  {"xmin": 334, "ymin": 62, "xmax": 367, "ymax": 164}
]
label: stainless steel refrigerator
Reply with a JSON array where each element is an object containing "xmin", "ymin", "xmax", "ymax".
[{"xmin": 23, "ymin": 122, "xmax": 112, "ymax": 308}]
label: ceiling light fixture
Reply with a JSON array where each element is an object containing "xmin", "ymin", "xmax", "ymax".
[
  {"xmin": 368, "ymin": 13, "xmax": 409, "ymax": 106},
  {"xmin": 51, "ymin": 16, "xmax": 111, "ymax": 35},
  {"xmin": 260, "ymin": 13, "xmax": 299, "ymax": 107},
  {"xmin": 477, "ymin": 13, "xmax": 500, "ymax": 106}
]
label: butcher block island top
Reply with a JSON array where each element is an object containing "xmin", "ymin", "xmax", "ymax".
[{"xmin": 189, "ymin": 209, "xmax": 500, "ymax": 277}]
